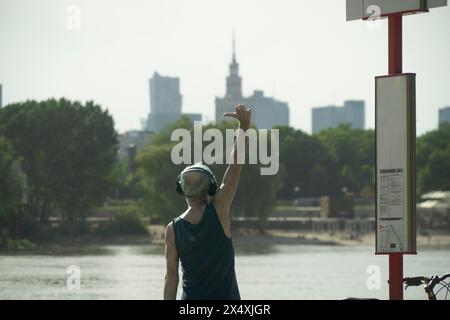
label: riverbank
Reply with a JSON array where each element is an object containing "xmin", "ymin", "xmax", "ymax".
[
  {"xmin": 149, "ymin": 225, "xmax": 450, "ymax": 249},
  {"xmin": 0, "ymin": 234, "xmax": 153, "ymax": 255},
  {"xmin": 271, "ymin": 230, "xmax": 450, "ymax": 250},
  {"xmin": 148, "ymin": 225, "xmax": 339, "ymax": 246},
  {"xmin": 2, "ymin": 225, "xmax": 449, "ymax": 254}
]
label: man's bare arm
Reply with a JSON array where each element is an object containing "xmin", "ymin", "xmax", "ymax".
[
  {"xmin": 163, "ymin": 222, "xmax": 179, "ymax": 300},
  {"xmin": 214, "ymin": 104, "xmax": 251, "ymax": 213}
]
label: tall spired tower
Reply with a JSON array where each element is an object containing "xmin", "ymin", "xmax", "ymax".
[
  {"xmin": 215, "ymin": 31, "xmax": 290, "ymax": 128},
  {"xmin": 226, "ymin": 30, "xmax": 242, "ymax": 99}
]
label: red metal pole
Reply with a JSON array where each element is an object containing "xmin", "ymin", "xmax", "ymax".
[
  {"xmin": 389, "ymin": 253, "xmax": 403, "ymax": 300},
  {"xmin": 388, "ymin": 14, "xmax": 404, "ymax": 300},
  {"xmin": 389, "ymin": 15, "xmax": 403, "ymax": 74}
]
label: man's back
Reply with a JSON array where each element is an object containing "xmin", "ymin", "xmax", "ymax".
[{"xmin": 172, "ymin": 202, "xmax": 240, "ymax": 300}]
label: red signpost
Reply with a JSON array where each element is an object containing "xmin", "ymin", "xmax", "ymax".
[{"xmin": 388, "ymin": 14, "xmax": 403, "ymax": 300}]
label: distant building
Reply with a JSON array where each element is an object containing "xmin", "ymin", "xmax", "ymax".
[
  {"xmin": 418, "ymin": 190, "xmax": 450, "ymax": 228},
  {"xmin": 320, "ymin": 196, "xmax": 354, "ymax": 219},
  {"xmin": 246, "ymin": 90, "xmax": 289, "ymax": 130},
  {"xmin": 312, "ymin": 100, "xmax": 365, "ymax": 134},
  {"xmin": 144, "ymin": 72, "xmax": 202, "ymax": 132},
  {"xmin": 150, "ymin": 71, "xmax": 182, "ymax": 115},
  {"xmin": 126, "ymin": 144, "xmax": 137, "ymax": 173},
  {"xmin": 439, "ymin": 106, "xmax": 450, "ymax": 127},
  {"xmin": 0, "ymin": 84, "xmax": 2, "ymax": 108},
  {"xmin": 215, "ymin": 33, "xmax": 289, "ymax": 129},
  {"xmin": 145, "ymin": 72, "xmax": 182, "ymax": 132},
  {"xmin": 185, "ymin": 113, "xmax": 203, "ymax": 123},
  {"xmin": 118, "ymin": 130, "xmax": 153, "ymax": 159},
  {"xmin": 146, "ymin": 113, "xmax": 182, "ymax": 132}
]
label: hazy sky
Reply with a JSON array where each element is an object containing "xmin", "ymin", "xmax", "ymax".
[{"xmin": 1, "ymin": 0, "xmax": 449, "ymax": 135}]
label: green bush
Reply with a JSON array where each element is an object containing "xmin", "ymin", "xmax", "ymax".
[
  {"xmin": 94, "ymin": 206, "xmax": 148, "ymax": 237},
  {"xmin": 113, "ymin": 207, "xmax": 148, "ymax": 235},
  {"xmin": 4, "ymin": 238, "xmax": 36, "ymax": 251}
]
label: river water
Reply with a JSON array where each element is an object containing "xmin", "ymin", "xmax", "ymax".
[{"xmin": 0, "ymin": 244, "xmax": 449, "ymax": 300}]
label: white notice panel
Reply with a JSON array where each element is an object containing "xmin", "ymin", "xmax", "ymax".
[{"xmin": 375, "ymin": 74, "xmax": 416, "ymax": 254}]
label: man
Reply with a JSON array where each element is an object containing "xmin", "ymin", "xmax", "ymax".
[{"xmin": 163, "ymin": 104, "xmax": 251, "ymax": 300}]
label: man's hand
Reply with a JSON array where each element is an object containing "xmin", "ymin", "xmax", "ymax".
[{"xmin": 224, "ymin": 104, "xmax": 251, "ymax": 130}]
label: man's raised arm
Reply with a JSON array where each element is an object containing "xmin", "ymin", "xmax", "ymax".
[{"xmin": 214, "ymin": 104, "xmax": 251, "ymax": 213}]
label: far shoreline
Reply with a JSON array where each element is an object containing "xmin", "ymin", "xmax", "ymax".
[{"xmin": 1, "ymin": 226, "xmax": 449, "ymax": 255}]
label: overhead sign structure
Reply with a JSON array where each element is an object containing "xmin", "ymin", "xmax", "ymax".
[
  {"xmin": 346, "ymin": 0, "xmax": 447, "ymax": 21},
  {"xmin": 375, "ymin": 74, "xmax": 416, "ymax": 254}
]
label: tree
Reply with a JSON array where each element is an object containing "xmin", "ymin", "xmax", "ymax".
[
  {"xmin": 137, "ymin": 117, "xmax": 193, "ymax": 223},
  {"xmin": 277, "ymin": 126, "xmax": 331, "ymax": 198},
  {"xmin": 0, "ymin": 137, "xmax": 15, "ymax": 218},
  {"xmin": 0, "ymin": 98, "xmax": 118, "ymax": 233},
  {"xmin": 417, "ymin": 123, "xmax": 450, "ymax": 193},
  {"xmin": 0, "ymin": 137, "xmax": 28, "ymax": 240},
  {"xmin": 315, "ymin": 124, "xmax": 375, "ymax": 197}
]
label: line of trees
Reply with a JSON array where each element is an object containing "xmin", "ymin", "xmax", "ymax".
[
  {"xmin": 277, "ymin": 125, "xmax": 376, "ymax": 199},
  {"xmin": 1, "ymin": 98, "xmax": 449, "ymax": 241},
  {"xmin": 130, "ymin": 120, "xmax": 375, "ymax": 229},
  {"xmin": 278, "ymin": 123, "xmax": 450, "ymax": 199},
  {"xmin": 132, "ymin": 117, "xmax": 450, "ymax": 227}
]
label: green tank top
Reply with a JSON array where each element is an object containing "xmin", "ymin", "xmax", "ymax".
[{"xmin": 172, "ymin": 202, "xmax": 241, "ymax": 300}]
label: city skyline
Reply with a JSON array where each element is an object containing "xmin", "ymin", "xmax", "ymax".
[
  {"xmin": 215, "ymin": 32, "xmax": 289, "ymax": 129},
  {"xmin": 1, "ymin": 0, "xmax": 450, "ymax": 135}
]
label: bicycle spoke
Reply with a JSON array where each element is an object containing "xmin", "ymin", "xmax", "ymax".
[{"xmin": 433, "ymin": 282, "xmax": 450, "ymax": 300}]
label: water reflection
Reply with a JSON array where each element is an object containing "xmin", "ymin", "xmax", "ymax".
[{"xmin": 235, "ymin": 245, "xmax": 279, "ymax": 255}]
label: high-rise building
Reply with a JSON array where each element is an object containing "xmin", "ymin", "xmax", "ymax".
[
  {"xmin": 343, "ymin": 100, "xmax": 365, "ymax": 129},
  {"xmin": 312, "ymin": 100, "xmax": 365, "ymax": 134},
  {"xmin": 215, "ymin": 32, "xmax": 289, "ymax": 129},
  {"xmin": 149, "ymin": 72, "xmax": 182, "ymax": 115},
  {"xmin": 0, "ymin": 84, "xmax": 2, "ymax": 108},
  {"xmin": 145, "ymin": 72, "xmax": 202, "ymax": 132},
  {"xmin": 246, "ymin": 90, "xmax": 289, "ymax": 130},
  {"xmin": 439, "ymin": 106, "xmax": 450, "ymax": 127}
]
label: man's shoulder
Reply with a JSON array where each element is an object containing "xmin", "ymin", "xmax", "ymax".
[
  {"xmin": 165, "ymin": 220, "xmax": 177, "ymax": 246},
  {"xmin": 168, "ymin": 216, "xmax": 182, "ymax": 228}
]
